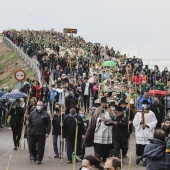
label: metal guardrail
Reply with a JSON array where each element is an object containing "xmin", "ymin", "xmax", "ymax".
[{"xmin": 2, "ymin": 36, "xmax": 42, "ymax": 86}]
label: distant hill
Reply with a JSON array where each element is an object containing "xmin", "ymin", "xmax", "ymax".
[{"xmin": 0, "ymin": 42, "xmax": 34, "ymax": 89}]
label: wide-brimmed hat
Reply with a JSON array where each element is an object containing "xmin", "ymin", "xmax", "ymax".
[
  {"xmin": 142, "ymin": 100, "xmax": 150, "ymax": 104},
  {"xmin": 119, "ymin": 99, "xmax": 128, "ymax": 105},
  {"xmin": 101, "ymin": 97, "xmax": 107, "ymax": 103},
  {"xmin": 15, "ymin": 98, "xmax": 22, "ymax": 102},
  {"xmin": 115, "ymin": 106, "xmax": 123, "ymax": 112},
  {"xmin": 109, "ymin": 101, "xmax": 116, "ymax": 106},
  {"xmin": 66, "ymin": 105, "xmax": 79, "ymax": 115}
]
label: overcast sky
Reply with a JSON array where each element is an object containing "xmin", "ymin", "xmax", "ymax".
[{"xmin": 1, "ymin": 0, "xmax": 170, "ymax": 61}]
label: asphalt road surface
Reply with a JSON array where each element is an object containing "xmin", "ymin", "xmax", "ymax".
[{"xmin": 0, "ymin": 127, "xmax": 146, "ymax": 170}]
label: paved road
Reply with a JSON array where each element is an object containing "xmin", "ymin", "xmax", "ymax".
[{"xmin": 0, "ymin": 127, "xmax": 146, "ymax": 170}]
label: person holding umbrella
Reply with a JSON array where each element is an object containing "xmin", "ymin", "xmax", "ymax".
[{"xmin": 8, "ymin": 98, "xmax": 25, "ymax": 150}]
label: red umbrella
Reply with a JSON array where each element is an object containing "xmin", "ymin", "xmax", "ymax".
[{"xmin": 149, "ymin": 90, "xmax": 167, "ymax": 96}]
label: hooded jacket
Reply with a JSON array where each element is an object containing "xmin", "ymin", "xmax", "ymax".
[{"xmin": 143, "ymin": 138, "xmax": 167, "ymax": 170}]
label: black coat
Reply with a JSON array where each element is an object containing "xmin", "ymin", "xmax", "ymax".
[
  {"xmin": 52, "ymin": 114, "xmax": 65, "ymax": 135},
  {"xmin": 8, "ymin": 106, "xmax": 25, "ymax": 126},
  {"xmin": 28, "ymin": 110, "xmax": 51, "ymax": 135},
  {"xmin": 151, "ymin": 103, "xmax": 165, "ymax": 128},
  {"xmin": 63, "ymin": 114, "xmax": 85, "ymax": 140},
  {"xmin": 81, "ymin": 82, "xmax": 93, "ymax": 96},
  {"xmin": 111, "ymin": 114, "xmax": 129, "ymax": 139}
]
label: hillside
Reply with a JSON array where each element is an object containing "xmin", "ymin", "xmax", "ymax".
[{"xmin": 0, "ymin": 42, "xmax": 34, "ymax": 89}]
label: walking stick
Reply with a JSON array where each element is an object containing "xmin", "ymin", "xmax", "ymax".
[
  {"xmin": 165, "ymin": 96, "xmax": 167, "ymax": 118},
  {"xmin": 60, "ymin": 107, "xmax": 63, "ymax": 164},
  {"xmin": 73, "ymin": 119, "xmax": 78, "ymax": 170},
  {"xmin": 17, "ymin": 115, "xmax": 26, "ymax": 160},
  {"xmin": 49, "ymin": 98, "xmax": 54, "ymax": 159},
  {"xmin": 120, "ymin": 149, "xmax": 123, "ymax": 170},
  {"xmin": 6, "ymin": 154, "xmax": 12, "ymax": 170},
  {"xmin": 128, "ymin": 152, "xmax": 132, "ymax": 170}
]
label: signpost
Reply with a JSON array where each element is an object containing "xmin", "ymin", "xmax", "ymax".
[
  {"xmin": 14, "ymin": 70, "xmax": 26, "ymax": 82},
  {"xmin": 14, "ymin": 70, "xmax": 26, "ymax": 89},
  {"xmin": 63, "ymin": 28, "xmax": 77, "ymax": 34}
]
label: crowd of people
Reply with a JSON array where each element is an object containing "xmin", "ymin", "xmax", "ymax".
[{"xmin": 0, "ymin": 29, "xmax": 170, "ymax": 169}]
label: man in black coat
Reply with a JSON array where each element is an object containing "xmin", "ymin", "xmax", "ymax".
[
  {"xmin": 106, "ymin": 106, "xmax": 129, "ymax": 158},
  {"xmin": 8, "ymin": 99, "xmax": 25, "ymax": 150},
  {"xmin": 26, "ymin": 101, "xmax": 51, "ymax": 164},
  {"xmin": 161, "ymin": 117, "xmax": 170, "ymax": 137},
  {"xmin": 81, "ymin": 77, "xmax": 93, "ymax": 112},
  {"xmin": 150, "ymin": 96, "xmax": 165, "ymax": 128},
  {"xmin": 62, "ymin": 105, "xmax": 85, "ymax": 163}
]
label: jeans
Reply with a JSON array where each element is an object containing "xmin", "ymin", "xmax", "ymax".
[
  {"xmin": 53, "ymin": 134, "xmax": 64, "ymax": 156},
  {"xmin": 66, "ymin": 138, "xmax": 75, "ymax": 161},
  {"xmin": 64, "ymin": 67, "xmax": 69, "ymax": 75}
]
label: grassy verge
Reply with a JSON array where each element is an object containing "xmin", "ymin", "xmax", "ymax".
[{"xmin": 0, "ymin": 45, "xmax": 34, "ymax": 89}]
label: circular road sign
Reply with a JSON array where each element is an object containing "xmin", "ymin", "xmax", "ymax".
[{"xmin": 14, "ymin": 70, "xmax": 26, "ymax": 81}]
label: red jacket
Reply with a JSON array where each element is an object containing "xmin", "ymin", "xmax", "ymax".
[
  {"xmin": 133, "ymin": 75, "xmax": 142, "ymax": 85},
  {"xmin": 43, "ymin": 70, "xmax": 51, "ymax": 79}
]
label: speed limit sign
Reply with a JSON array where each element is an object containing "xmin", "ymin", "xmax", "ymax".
[{"xmin": 14, "ymin": 70, "xmax": 26, "ymax": 82}]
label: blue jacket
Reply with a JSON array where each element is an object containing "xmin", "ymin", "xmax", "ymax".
[
  {"xmin": 48, "ymin": 89, "xmax": 59, "ymax": 104},
  {"xmin": 136, "ymin": 95, "xmax": 153, "ymax": 110},
  {"xmin": 143, "ymin": 138, "xmax": 170, "ymax": 170}
]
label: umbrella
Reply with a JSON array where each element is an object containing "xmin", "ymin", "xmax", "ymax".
[
  {"xmin": 0, "ymin": 90, "xmax": 4, "ymax": 97},
  {"xmin": 94, "ymin": 43, "xmax": 101, "ymax": 46},
  {"xmin": 149, "ymin": 90, "xmax": 167, "ymax": 96},
  {"xmin": 0, "ymin": 92, "xmax": 27, "ymax": 100},
  {"xmin": 102, "ymin": 60, "xmax": 117, "ymax": 67}
]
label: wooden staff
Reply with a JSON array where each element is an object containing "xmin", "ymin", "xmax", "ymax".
[
  {"xmin": 141, "ymin": 107, "xmax": 145, "ymax": 129},
  {"xmin": 120, "ymin": 149, "xmax": 123, "ymax": 170},
  {"xmin": 128, "ymin": 86, "xmax": 131, "ymax": 134},
  {"xmin": 6, "ymin": 154, "xmax": 12, "ymax": 170},
  {"xmin": 17, "ymin": 93, "xmax": 31, "ymax": 158},
  {"xmin": 165, "ymin": 96, "xmax": 167, "ymax": 118},
  {"xmin": 73, "ymin": 119, "xmax": 78, "ymax": 170},
  {"xmin": 17, "ymin": 112, "xmax": 27, "ymax": 159},
  {"xmin": 49, "ymin": 98, "xmax": 54, "ymax": 159},
  {"xmin": 88, "ymin": 91, "xmax": 91, "ymax": 120},
  {"xmin": 60, "ymin": 107, "xmax": 63, "ymax": 164},
  {"xmin": 128, "ymin": 152, "xmax": 132, "ymax": 170}
]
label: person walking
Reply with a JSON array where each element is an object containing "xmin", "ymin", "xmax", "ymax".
[
  {"xmin": 8, "ymin": 99, "xmax": 25, "ymax": 150},
  {"xmin": 133, "ymin": 100, "xmax": 157, "ymax": 165},
  {"xmin": 62, "ymin": 105, "xmax": 85, "ymax": 163},
  {"xmin": 52, "ymin": 103, "xmax": 65, "ymax": 158},
  {"xmin": 26, "ymin": 101, "xmax": 51, "ymax": 164},
  {"xmin": 93, "ymin": 97, "xmax": 114, "ymax": 162},
  {"xmin": 81, "ymin": 77, "xmax": 93, "ymax": 112}
]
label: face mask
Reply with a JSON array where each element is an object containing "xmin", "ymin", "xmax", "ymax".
[
  {"xmin": 43, "ymin": 85, "xmax": 46, "ymax": 87},
  {"xmin": 55, "ymin": 108, "xmax": 60, "ymax": 112},
  {"xmin": 70, "ymin": 110, "xmax": 76, "ymax": 115},
  {"xmin": 36, "ymin": 106, "xmax": 42, "ymax": 111},
  {"xmin": 81, "ymin": 168, "xmax": 89, "ymax": 170},
  {"xmin": 80, "ymin": 114, "xmax": 84, "ymax": 118},
  {"xmin": 82, "ymin": 166, "xmax": 92, "ymax": 170},
  {"xmin": 142, "ymin": 104, "xmax": 147, "ymax": 109},
  {"xmin": 154, "ymin": 101, "xmax": 158, "ymax": 104}
]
